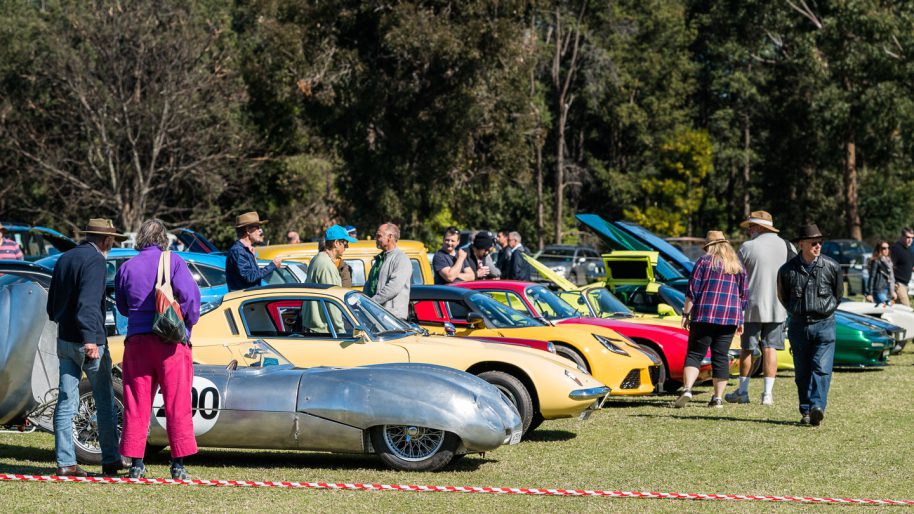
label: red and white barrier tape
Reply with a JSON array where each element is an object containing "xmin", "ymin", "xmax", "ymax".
[{"xmin": 1, "ymin": 474, "xmax": 913, "ymax": 505}]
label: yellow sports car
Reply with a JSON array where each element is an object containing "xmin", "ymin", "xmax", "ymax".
[
  {"xmin": 107, "ymin": 285, "xmax": 608, "ymax": 435},
  {"xmin": 525, "ymin": 252, "xmax": 794, "ymax": 372},
  {"xmin": 408, "ymin": 285, "xmax": 659, "ymax": 397},
  {"xmin": 255, "ymin": 240, "xmax": 434, "ymax": 288}
]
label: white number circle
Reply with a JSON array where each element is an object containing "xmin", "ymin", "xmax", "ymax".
[{"xmin": 152, "ymin": 376, "xmax": 220, "ymax": 436}]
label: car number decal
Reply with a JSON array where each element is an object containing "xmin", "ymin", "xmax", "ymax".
[{"xmin": 152, "ymin": 376, "xmax": 221, "ymax": 436}]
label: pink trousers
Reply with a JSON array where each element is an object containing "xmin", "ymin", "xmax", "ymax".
[{"xmin": 119, "ymin": 334, "xmax": 197, "ymax": 459}]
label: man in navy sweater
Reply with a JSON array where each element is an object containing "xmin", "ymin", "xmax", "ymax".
[{"xmin": 46, "ymin": 219, "xmax": 127, "ymax": 477}]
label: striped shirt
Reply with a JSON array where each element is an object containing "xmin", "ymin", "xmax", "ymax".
[
  {"xmin": 0, "ymin": 237, "xmax": 23, "ymax": 260},
  {"xmin": 687, "ymin": 254, "xmax": 747, "ymax": 326}
]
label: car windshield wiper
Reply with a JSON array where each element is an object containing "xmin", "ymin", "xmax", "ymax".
[{"xmin": 374, "ymin": 328, "xmax": 412, "ymax": 337}]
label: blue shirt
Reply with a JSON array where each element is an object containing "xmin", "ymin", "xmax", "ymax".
[{"xmin": 226, "ymin": 240, "xmax": 276, "ymax": 291}]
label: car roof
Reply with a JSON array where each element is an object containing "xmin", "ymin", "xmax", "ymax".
[
  {"xmin": 452, "ymin": 280, "xmax": 536, "ymax": 291},
  {"xmin": 409, "ymin": 285, "xmax": 475, "ymax": 301},
  {"xmin": 0, "ymin": 260, "xmax": 53, "ymax": 274}
]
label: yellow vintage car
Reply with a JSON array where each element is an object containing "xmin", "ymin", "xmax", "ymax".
[
  {"xmin": 525, "ymin": 252, "xmax": 794, "ymax": 373},
  {"xmin": 107, "ymin": 285, "xmax": 609, "ymax": 435},
  {"xmin": 408, "ymin": 285, "xmax": 659, "ymax": 397},
  {"xmin": 255, "ymin": 240, "xmax": 434, "ymax": 288}
]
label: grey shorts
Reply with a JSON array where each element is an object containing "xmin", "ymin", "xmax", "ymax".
[{"xmin": 740, "ymin": 322, "xmax": 786, "ymax": 351}]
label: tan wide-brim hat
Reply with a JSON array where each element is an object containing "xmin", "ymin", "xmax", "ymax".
[
  {"xmin": 739, "ymin": 210, "xmax": 779, "ymax": 232},
  {"xmin": 235, "ymin": 211, "xmax": 269, "ymax": 229},
  {"xmin": 81, "ymin": 218, "xmax": 128, "ymax": 241},
  {"xmin": 703, "ymin": 230, "xmax": 729, "ymax": 249}
]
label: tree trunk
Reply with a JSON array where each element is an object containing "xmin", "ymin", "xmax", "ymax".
[
  {"xmin": 742, "ymin": 112, "xmax": 751, "ymax": 219},
  {"xmin": 845, "ymin": 136, "xmax": 862, "ymax": 240}
]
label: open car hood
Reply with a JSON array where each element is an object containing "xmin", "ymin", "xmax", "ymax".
[
  {"xmin": 0, "ymin": 283, "xmax": 59, "ymax": 424},
  {"xmin": 172, "ymin": 228, "xmax": 220, "ymax": 254},
  {"xmin": 31, "ymin": 227, "xmax": 77, "ymax": 253},
  {"xmin": 521, "ymin": 253, "xmax": 578, "ymax": 291},
  {"xmin": 575, "ymin": 214, "xmax": 689, "ymax": 281}
]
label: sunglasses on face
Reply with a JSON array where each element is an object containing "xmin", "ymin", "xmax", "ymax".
[
  {"xmin": 881, "ymin": 246, "xmax": 890, "ymax": 250},
  {"xmin": 808, "ymin": 240, "xmax": 823, "ymax": 247}
]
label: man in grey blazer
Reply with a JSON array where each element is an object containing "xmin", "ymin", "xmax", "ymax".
[{"xmin": 364, "ymin": 223, "xmax": 413, "ymax": 319}]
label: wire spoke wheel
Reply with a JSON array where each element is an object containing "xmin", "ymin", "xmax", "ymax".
[
  {"xmin": 73, "ymin": 391, "xmax": 124, "ymax": 455},
  {"xmin": 382, "ymin": 425, "xmax": 445, "ymax": 462}
]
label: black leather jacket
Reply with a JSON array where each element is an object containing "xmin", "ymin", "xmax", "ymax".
[{"xmin": 777, "ymin": 255, "xmax": 842, "ymax": 320}]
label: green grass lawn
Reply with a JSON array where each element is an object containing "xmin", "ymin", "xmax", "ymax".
[{"xmin": 2, "ymin": 350, "xmax": 913, "ymax": 513}]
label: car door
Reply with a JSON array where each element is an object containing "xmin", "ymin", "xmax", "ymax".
[{"xmin": 237, "ymin": 296, "xmax": 408, "ymax": 367}]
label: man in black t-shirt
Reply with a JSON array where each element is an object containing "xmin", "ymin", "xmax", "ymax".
[
  {"xmin": 432, "ymin": 227, "xmax": 475, "ymax": 285},
  {"xmin": 889, "ymin": 227, "xmax": 914, "ymax": 307}
]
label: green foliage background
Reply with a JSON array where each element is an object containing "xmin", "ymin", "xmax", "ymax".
[{"xmin": 2, "ymin": 0, "xmax": 914, "ymax": 248}]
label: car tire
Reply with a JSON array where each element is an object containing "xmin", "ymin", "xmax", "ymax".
[
  {"xmin": 477, "ymin": 371, "xmax": 534, "ymax": 435},
  {"xmin": 370, "ymin": 425, "xmax": 459, "ymax": 472},
  {"xmin": 662, "ymin": 380, "xmax": 683, "ymax": 394},
  {"xmin": 526, "ymin": 413, "xmax": 545, "ymax": 433},
  {"xmin": 634, "ymin": 344, "xmax": 666, "ymax": 394},
  {"xmin": 74, "ymin": 378, "xmax": 124, "ymax": 466},
  {"xmin": 553, "ymin": 344, "xmax": 590, "ymax": 373}
]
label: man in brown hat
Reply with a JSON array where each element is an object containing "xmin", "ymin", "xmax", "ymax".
[
  {"xmin": 46, "ymin": 218, "xmax": 128, "ymax": 476},
  {"xmin": 226, "ymin": 212, "xmax": 282, "ymax": 291},
  {"xmin": 725, "ymin": 211, "xmax": 793, "ymax": 406},
  {"xmin": 0, "ymin": 223, "xmax": 24, "ymax": 260},
  {"xmin": 777, "ymin": 223, "xmax": 841, "ymax": 426}
]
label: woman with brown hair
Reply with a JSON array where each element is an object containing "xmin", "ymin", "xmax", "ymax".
[
  {"xmin": 865, "ymin": 241, "xmax": 895, "ymax": 305},
  {"xmin": 674, "ymin": 231, "xmax": 747, "ymax": 408}
]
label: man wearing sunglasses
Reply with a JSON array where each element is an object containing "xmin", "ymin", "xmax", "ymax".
[
  {"xmin": 777, "ymin": 224, "xmax": 841, "ymax": 427},
  {"xmin": 889, "ymin": 228, "xmax": 914, "ymax": 307}
]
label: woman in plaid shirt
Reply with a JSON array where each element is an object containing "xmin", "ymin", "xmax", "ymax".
[{"xmin": 674, "ymin": 231, "xmax": 747, "ymax": 408}]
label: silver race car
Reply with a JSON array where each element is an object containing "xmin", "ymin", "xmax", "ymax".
[{"xmin": 0, "ymin": 279, "xmax": 523, "ymax": 471}]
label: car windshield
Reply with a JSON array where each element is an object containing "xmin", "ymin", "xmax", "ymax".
[
  {"xmin": 525, "ymin": 285, "xmax": 581, "ymax": 320},
  {"xmin": 586, "ymin": 288, "xmax": 633, "ymax": 317},
  {"xmin": 468, "ymin": 292, "xmax": 544, "ymax": 328},
  {"xmin": 344, "ymin": 291, "xmax": 414, "ymax": 338},
  {"xmin": 658, "ymin": 285, "xmax": 686, "ymax": 314}
]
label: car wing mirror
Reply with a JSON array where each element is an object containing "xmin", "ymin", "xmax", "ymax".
[
  {"xmin": 466, "ymin": 312, "xmax": 486, "ymax": 329},
  {"xmin": 408, "ymin": 322, "xmax": 429, "ymax": 336},
  {"xmin": 352, "ymin": 326, "xmax": 369, "ymax": 342},
  {"xmin": 443, "ymin": 322, "xmax": 457, "ymax": 337},
  {"xmin": 657, "ymin": 303, "xmax": 676, "ymax": 317}
]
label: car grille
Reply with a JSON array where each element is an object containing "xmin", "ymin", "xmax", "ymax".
[
  {"xmin": 620, "ymin": 369, "xmax": 641, "ymax": 389},
  {"xmin": 648, "ymin": 366, "xmax": 660, "ymax": 386}
]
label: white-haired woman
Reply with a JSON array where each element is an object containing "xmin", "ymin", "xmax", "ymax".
[
  {"xmin": 115, "ymin": 219, "xmax": 200, "ymax": 479},
  {"xmin": 674, "ymin": 231, "xmax": 747, "ymax": 408}
]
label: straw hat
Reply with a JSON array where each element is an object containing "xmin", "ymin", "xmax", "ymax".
[
  {"xmin": 235, "ymin": 211, "xmax": 269, "ymax": 229},
  {"xmin": 739, "ymin": 210, "xmax": 779, "ymax": 233},
  {"xmin": 81, "ymin": 218, "xmax": 127, "ymax": 241},
  {"xmin": 703, "ymin": 230, "xmax": 729, "ymax": 250}
]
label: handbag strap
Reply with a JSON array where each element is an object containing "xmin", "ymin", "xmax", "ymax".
[{"xmin": 156, "ymin": 250, "xmax": 172, "ymax": 288}]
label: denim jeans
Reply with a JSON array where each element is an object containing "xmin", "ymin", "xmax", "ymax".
[
  {"xmin": 788, "ymin": 316, "xmax": 836, "ymax": 415},
  {"xmin": 874, "ymin": 291, "xmax": 889, "ymax": 304},
  {"xmin": 53, "ymin": 339, "xmax": 121, "ymax": 467}
]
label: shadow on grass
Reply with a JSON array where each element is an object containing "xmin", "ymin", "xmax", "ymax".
[
  {"xmin": 834, "ymin": 367, "xmax": 884, "ymax": 373},
  {"xmin": 144, "ymin": 447, "xmax": 494, "ymax": 472},
  {"xmin": 629, "ymin": 413, "xmax": 803, "ymax": 426},
  {"xmin": 522, "ymin": 429, "xmax": 576, "ymax": 443},
  {"xmin": 0, "ymin": 442, "xmax": 57, "ymax": 475}
]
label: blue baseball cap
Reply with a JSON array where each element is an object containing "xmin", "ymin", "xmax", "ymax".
[{"xmin": 325, "ymin": 224, "xmax": 358, "ymax": 243}]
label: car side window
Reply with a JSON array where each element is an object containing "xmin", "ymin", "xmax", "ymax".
[
  {"xmin": 186, "ymin": 263, "xmax": 210, "ymax": 288},
  {"xmin": 346, "ymin": 259, "xmax": 366, "ymax": 287},
  {"xmin": 410, "ymin": 259, "xmax": 424, "ymax": 285},
  {"xmin": 195, "ymin": 264, "xmax": 227, "ymax": 288},
  {"xmin": 241, "ymin": 298, "xmax": 355, "ymax": 339},
  {"xmin": 486, "ymin": 291, "xmax": 530, "ymax": 314},
  {"xmin": 445, "ymin": 300, "xmax": 470, "ymax": 323},
  {"xmin": 628, "ymin": 290, "xmax": 659, "ymax": 314}
]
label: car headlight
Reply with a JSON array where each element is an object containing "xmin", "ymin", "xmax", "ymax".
[{"xmin": 593, "ymin": 334, "xmax": 629, "ymax": 356}]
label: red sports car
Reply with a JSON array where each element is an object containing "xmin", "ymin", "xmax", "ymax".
[{"xmin": 453, "ymin": 280, "xmax": 712, "ymax": 392}]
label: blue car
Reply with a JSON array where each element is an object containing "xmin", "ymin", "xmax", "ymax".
[{"xmin": 36, "ymin": 248, "xmax": 298, "ymax": 334}]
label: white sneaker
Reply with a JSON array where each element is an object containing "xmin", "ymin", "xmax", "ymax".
[
  {"xmin": 761, "ymin": 393, "xmax": 774, "ymax": 405},
  {"xmin": 672, "ymin": 390, "xmax": 692, "ymax": 408},
  {"xmin": 724, "ymin": 390, "xmax": 750, "ymax": 404}
]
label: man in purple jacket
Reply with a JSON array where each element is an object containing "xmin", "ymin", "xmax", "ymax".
[{"xmin": 114, "ymin": 219, "xmax": 201, "ymax": 480}]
